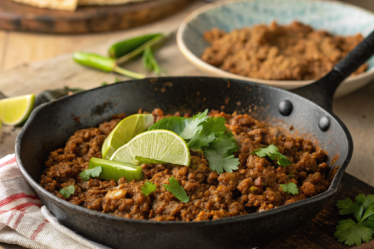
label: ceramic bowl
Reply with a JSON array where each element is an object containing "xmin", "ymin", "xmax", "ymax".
[{"xmin": 177, "ymin": 0, "xmax": 374, "ymax": 98}]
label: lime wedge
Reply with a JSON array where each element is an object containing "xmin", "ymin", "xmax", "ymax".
[
  {"xmin": 102, "ymin": 114, "xmax": 154, "ymax": 159},
  {"xmin": 89, "ymin": 157, "xmax": 143, "ymax": 182},
  {"xmin": 110, "ymin": 130, "xmax": 190, "ymax": 166},
  {"xmin": 0, "ymin": 94, "xmax": 35, "ymax": 126}
]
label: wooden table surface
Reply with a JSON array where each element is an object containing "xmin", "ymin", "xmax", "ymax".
[{"xmin": 0, "ymin": 0, "xmax": 374, "ymax": 248}]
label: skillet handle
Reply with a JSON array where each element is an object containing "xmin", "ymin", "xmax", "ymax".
[{"xmin": 293, "ymin": 30, "xmax": 374, "ymax": 112}]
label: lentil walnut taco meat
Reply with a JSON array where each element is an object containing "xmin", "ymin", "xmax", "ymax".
[
  {"xmin": 201, "ymin": 21, "xmax": 367, "ymax": 80},
  {"xmin": 39, "ymin": 109, "xmax": 332, "ymax": 221}
]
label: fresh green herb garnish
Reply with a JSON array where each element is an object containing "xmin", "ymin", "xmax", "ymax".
[
  {"xmin": 280, "ymin": 182, "xmax": 299, "ymax": 195},
  {"xmin": 253, "ymin": 144, "xmax": 291, "ymax": 167},
  {"xmin": 203, "ymin": 131, "xmax": 239, "ymax": 174},
  {"xmin": 187, "ymin": 115, "xmax": 227, "ymax": 150},
  {"xmin": 163, "ymin": 176, "xmax": 189, "ymax": 203},
  {"xmin": 79, "ymin": 166, "xmax": 102, "ymax": 181},
  {"xmin": 59, "ymin": 185, "xmax": 75, "ymax": 198},
  {"xmin": 335, "ymin": 219, "xmax": 373, "ymax": 246},
  {"xmin": 148, "ymin": 110, "xmax": 239, "ymax": 173},
  {"xmin": 335, "ymin": 194, "xmax": 374, "ymax": 246},
  {"xmin": 102, "ymin": 82, "xmax": 108, "ymax": 86},
  {"xmin": 148, "ymin": 110, "xmax": 208, "ymax": 140},
  {"xmin": 141, "ymin": 181, "xmax": 157, "ymax": 196},
  {"xmin": 142, "ymin": 47, "xmax": 165, "ymax": 75}
]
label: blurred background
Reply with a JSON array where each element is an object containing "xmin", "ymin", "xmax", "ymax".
[{"xmin": 0, "ymin": 0, "xmax": 371, "ymax": 71}]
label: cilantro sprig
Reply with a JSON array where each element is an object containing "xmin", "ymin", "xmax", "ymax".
[
  {"xmin": 281, "ymin": 182, "xmax": 299, "ymax": 195},
  {"xmin": 335, "ymin": 194, "xmax": 374, "ymax": 246},
  {"xmin": 142, "ymin": 47, "xmax": 165, "ymax": 75},
  {"xmin": 164, "ymin": 176, "xmax": 189, "ymax": 203},
  {"xmin": 253, "ymin": 144, "xmax": 291, "ymax": 167},
  {"xmin": 59, "ymin": 185, "xmax": 75, "ymax": 198},
  {"xmin": 149, "ymin": 110, "xmax": 239, "ymax": 174},
  {"xmin": 141, "ymin": 181, "xmax": 157, "ymax": 196},
  {"xmin": 79, "ymin": 166, "xmax": 102, "ymax": 181}
]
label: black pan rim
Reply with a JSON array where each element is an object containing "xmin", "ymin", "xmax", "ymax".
[{"xmin": 15, "ymin": 76, "xmax": 353, "ymax": 227}]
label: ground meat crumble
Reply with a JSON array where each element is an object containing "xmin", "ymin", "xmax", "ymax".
[
  {"xmin": 39, "ymin": 109, "xmax": 332, "ymax": 222},
  {"xmin": 201, "ymin": 21, "xmax": 367, "ymax": 80}
]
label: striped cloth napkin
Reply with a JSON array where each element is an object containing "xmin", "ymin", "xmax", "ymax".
[{"xmin": 0, "ymin": 154, "xmax": 108, "ymax": 249}]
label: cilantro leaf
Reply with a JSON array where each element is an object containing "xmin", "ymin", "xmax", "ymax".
[
  {"xmin": 334, "ymin": 219, "xmax": 372, "ymax": 246},
  {"xmin": 142, "ymin": 47, "xmax": 165, "ymax": 75},
  {"xmin": 361, "ymin": 204, "xmax": 374, "ymax": 222},
  {"xmin": 357, "ymin": 194, "xmax": 374, "ymax": 209},
  {"xmin": 337, "ymin": 198, "xmax": 361, "ymax": 215},
  {"xmin": 363, "ymin": 220, "xmax": 374, "ymax": 233},
  {"xmin": 356, "ymin": 194, "xmax": 367, "ymax": 205},
  {"xmin": 203, "ymin": 133, "xmax": 239, "ymax": 174},
  {"xmin": 59, "ymin": 185, "xmax": 75, "ymax": 198},
  {"xmin": 204, "ymin": 151, "xmax": 239, "ymax": 174},
  {"xmin": 148, "ymin": 117, "xmax": 188, "ymax": 134},
  {"xmin": 281, "ymin": 182, "xmax": 299, "ymax": 195},
  {"xmin": 253, "ymin": 144, "xmax": 291, "ymax": 167},
  {"xmin": 355, "ymin": 205, "xmax": 365, "ymax": 223},
  {"xmin": 179, "ymin": 110, "xmax": 209, "ymax": 139},
  {"xmin": 79, "ymin": 166, "xmax": 102, "ymax": 181},
  {"xmin": 336, "ymin": 197, "xmax": 365, "ymax": 223},
  {"xmin": 187, "ymin": 116, "xmax": 226, "ymax": 149},
  {"xmin": 148, "ymin": 110, "xmax": 208, "ymax": 140},
  {"xmin": 141, "ymin": 181, "xmax": 157, "ymax": 196},
  {"xmin": 335, "ymin": 194, "xmax": 374, "ymax": 246},
  {"xmin": 163, "ymin": 176, "xmax": 189, "ymax": 203}
]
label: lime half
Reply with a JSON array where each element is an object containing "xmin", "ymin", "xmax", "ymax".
[
  {"xmin": 0, "ymin": 94, "xmax": 35, "ymax": 126},
  {"xmin": 102, "ymin": 114, "xmax": 154, "ymax": 159},
  {"xmin": 110, "ymin": 130, "xmax": 190, "ymax": 166}
]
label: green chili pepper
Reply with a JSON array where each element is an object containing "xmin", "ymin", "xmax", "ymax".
[
  {"xmin": 73, "ymin": 52, "xmax": 115, "ymax": 72},
  {"xmin": 108, "ymin": 33, "xmax": 162, "ymax": 59},
  {"xmin": 73, "ymin": 52, "xmax": 145, "ymax": 79},
  {"xmin": 115, "ymin": 32, "xmax": 172, "ymax": 65}
]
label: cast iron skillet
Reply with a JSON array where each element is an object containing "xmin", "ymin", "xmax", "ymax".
[{"xmin": 16, "ymin": 31, "xmax": 374, "ymax": 249}]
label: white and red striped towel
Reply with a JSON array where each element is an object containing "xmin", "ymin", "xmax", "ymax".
[{"xmin": 0, "ymin": 154, "xmax": 109, "ymax": 249}]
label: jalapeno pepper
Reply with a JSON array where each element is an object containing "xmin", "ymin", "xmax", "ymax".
[
  {"xmin": 73, "ymin": 52, "xmax": 145, "ymax": 79},
  {"xmin": 108, "ymin": 33, "xmax": 162, "ymax": 59}
]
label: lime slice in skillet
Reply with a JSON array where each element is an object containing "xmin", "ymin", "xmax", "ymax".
[
  {"xmin": 0, "ymin": 94, "xmax": 35, "ymax": 126},
  {"xmin": 89, "ymin": 157, "xmax": 143, "ymax": 182},
  {"xmin": 102, "ymin": 114, "xmax": 154, "ymax": 159},
  {"xmin": 110, "ymin": 130, "xmax": 190, "ymax": 166}
]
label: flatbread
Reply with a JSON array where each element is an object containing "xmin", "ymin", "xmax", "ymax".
[
  {"xmin": 78, "ymin": 0, "xmax": 148, "ymax": 6},
  {"xmin": 10, "ymin": 0, "xmax": 78, "ymax": 11}
]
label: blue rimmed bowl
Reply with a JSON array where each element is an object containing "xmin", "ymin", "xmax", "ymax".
[{"xmin": 177, "ymin": 0, "xmax": 374, "ymax": 98}]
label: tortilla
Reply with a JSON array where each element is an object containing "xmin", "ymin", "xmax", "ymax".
[
  {"xmin": 10, "ymin": 0, "xmax": 78, "ymax": 11},
  {"xmin": 78, "ymin": 0, "xmax": 148, "ymax": 6}
]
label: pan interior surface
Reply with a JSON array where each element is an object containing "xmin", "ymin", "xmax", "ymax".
[{"xmin": 16, "ymin": 77, "xmax": 351, "ymax": 249}]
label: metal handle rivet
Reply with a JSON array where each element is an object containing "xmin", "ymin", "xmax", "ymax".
[
  {"xmin": 278, "ymin": 100, "xmax": 293, "ymax": 116},
  {"xmin": 319, "ymin": 116, "xmax": 330, "ymax": 131}
]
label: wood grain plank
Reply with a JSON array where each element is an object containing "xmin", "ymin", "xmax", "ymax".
[
  {"xmin": 0, "ymin": 0, "xmax": 191, "ymax": 34},
  {"xmin": 0, "ymin": 30, "xmax": 7, "ymax": 70},
  {"xmin": 2, "ymin": 1, "xmax": 205, "ymax": 70},
  {"xmin": 3, "ymin": 31, "xmax": 121, "ymax": 70}
]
